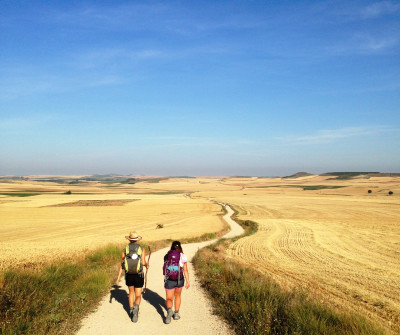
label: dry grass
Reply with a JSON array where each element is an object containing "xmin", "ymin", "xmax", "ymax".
[
  {"xmin": 194, "ymin": 175, "xmax": 400, "ymax": 334},
  {"xmin": 0, "ymin": 181, "xmax": 226, "ymax": 270},
  {"xmin": 1, "ymin": 175, "xmax": 399, "ymax": 333}
]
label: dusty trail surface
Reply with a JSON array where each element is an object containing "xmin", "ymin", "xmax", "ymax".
[{"xmin": 77, "ymin": 205, "xmax": 243, "ymax": 335}]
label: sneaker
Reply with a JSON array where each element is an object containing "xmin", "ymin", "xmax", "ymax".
[
  {"xmin": 173, "ymin": 311, "xmax": 180, "ymax": 320},
  {"xmin": 132, "ymin": 305, "xmax": 139, "ymax": 323},
  {"xmin": 165, "ymin": 308, "xmax": 173, "ymax": 324}
]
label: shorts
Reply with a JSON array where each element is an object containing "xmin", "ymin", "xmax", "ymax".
[
  {"xmin": 164, "ymin": 278, "xmax": 184, "ymax": 290},
  {"xmin": 125, "ymin": 273, "xmax": 144, "ymax": 288}
]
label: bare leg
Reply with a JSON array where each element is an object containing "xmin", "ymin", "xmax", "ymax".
[
  {"xmin": 166, "ymin": 289, "xmax": 174, "ymax": 309},
  {"xmin": 128, "ymin": 286, "xmax": 135, "ymax": 307},
  {"xmin": 134, "ymin": 287, "xmax": 142, "ymax": 305},
  {"xmin": 127, "ymin": 287, "xmax": 140, "ymax": 323},
  {"xmin": 174, "ymin": 287, "xmax": 183, "ymax": 311}
]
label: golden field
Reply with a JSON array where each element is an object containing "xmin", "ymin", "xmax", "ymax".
[
  {"xmin": 1, "ymin": 174, "xmax": 399, "ymax": 333},
  {"xmin": 0, "ymin": 178, "xmax": 226, "ymax": 269},
  {"xmin": 193, "ymin": 175, "xmax": 400, "ymax": 334}
]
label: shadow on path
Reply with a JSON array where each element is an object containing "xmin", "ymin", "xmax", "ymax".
[
  {"xmin": 142, "ymin": 289, "xmax": 166, "ymax": 321},
  {"xmin": 109, "ymin": 285, "xmax": 130, "ymax": 316}
]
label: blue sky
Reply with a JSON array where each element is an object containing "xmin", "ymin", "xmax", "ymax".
[{"xmin": 1, "ymin": 0, "xmax": 399, "ymax": 176}]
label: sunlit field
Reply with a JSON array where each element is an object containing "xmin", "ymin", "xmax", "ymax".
[
  {"xmin": 1, "ymin": 174, "xmax": 399, "ymax": 333},
  {"xmin": 0, "ymin": 177, "xmax": 225, "ymax": 270},
  {"xmin": 193, "ymin": 175, "xmax": 400, "ymax": 334}
]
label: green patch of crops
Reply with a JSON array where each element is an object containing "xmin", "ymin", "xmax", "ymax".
[{"xmin": 0, "ymin": 193, "xmax": 41, "ymax": 197}]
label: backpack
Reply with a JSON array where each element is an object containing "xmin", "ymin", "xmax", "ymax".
[
  {"xmin": 163, "ymin": 250, "xmax": 183, "ymax": 282},
  {"xmin": 124, "ymin": 243, "xmax": 143, "ymax": 274}
]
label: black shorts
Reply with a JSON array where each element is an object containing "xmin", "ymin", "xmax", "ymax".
[
  {"xmin": 164, "ymin": 278, "xmax": 184, "ymax": 290},
  {"xmin": 125, "ymin": 273, "xmax": 144, "ymax": 288}
]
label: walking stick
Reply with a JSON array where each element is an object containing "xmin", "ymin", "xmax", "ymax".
[{"xmin": 143, "ymin": 246, "xmax": 151, "ymax": 293}]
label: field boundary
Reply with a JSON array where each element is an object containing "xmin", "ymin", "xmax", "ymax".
[
  {"xmin": 192, "ymin": 203, "xmax": 385, "ymax": 335},
  {"xmin": 0, "ymin": 202, "xmax": 232, "ymax": 334}
]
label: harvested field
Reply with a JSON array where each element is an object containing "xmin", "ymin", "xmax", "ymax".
[
  {"xmin": 1, "ymin": 175, "xmax": 399, "ymax": 333},
  {"xmin": 0, "ymin": 180, "xmax": 226, "ymax": 270},
  {"xmin": 194, "ymin": 175, "xmax": 400, "ymax": 334},
  {"xmin": 45, "ymin": 199, "xmax": 138, "ymax": 207}
]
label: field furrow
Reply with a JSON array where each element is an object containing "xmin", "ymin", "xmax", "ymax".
[{"xmin": 1, "ymin": 175, "xmax": 399, "ymax": 333}]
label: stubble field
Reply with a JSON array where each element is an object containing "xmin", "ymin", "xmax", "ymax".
[
  {"xmin": 0, "ymin": 178, "xmax": 226, "ymax": 270},
  {"xmin": 193, "ymin": 175, "xmax": 400, "ymax": 334},
  {"xmin": 1, "ymin": 174, "xmax": 399, "ymax": 333}
]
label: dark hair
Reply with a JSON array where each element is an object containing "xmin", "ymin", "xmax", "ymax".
[{"xmin": 170, "ymin": 240, "xmax": 183, "ymax": 253}]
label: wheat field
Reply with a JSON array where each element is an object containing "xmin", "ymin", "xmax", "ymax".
[
  {"xmin": 0, "ymin": 179, "xmax": 225, "ymax": 269},
  {"xmin": 193, "ymin": 175, "xmax": 400, "ymax": 334},
  {"xmin": 1, "ymin": 175, "xmax": 399, "ymax": 333}
]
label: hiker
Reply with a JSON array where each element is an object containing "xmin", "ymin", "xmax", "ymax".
[
  {"xmin": 115, "ymin": 231, "xmax": 149, "ymax": 323},
  {"xmin": 163, "ymin": 240, "xmax": 190, "ymax": 324}
]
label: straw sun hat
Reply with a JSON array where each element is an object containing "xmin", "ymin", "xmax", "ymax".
[{"xmin": 125, "ymin": 231, "xmax": 142, "ymax": 242}]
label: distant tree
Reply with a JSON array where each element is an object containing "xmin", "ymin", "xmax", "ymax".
[
  {"xmin": 368, "ymin": 190, "xmax": 372, "ymax": 193},
  {"xmin": 65, "ymin": 190, "xmax": 72, "ymax": 195}
]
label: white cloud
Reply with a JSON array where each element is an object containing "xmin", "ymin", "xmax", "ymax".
[
  {"xmin": 73, "ymin": 48, "xmax": 167, "ymax": 69},
  {"xmin": 331, "ymin": 1, "xmax": 400, "ymax": 21},
  {"xmin": 140, "ymin": 136, "xmax": 265, "ymax": 151},
  {"xmin": 49, "ymin": 3, "xmax": 170, "ymax": 31},
  {"xmin": 354, "ymin": 33, "xmax": 399, "ymax": 53},
  {"xmin": 276, "ymin": 126, "xmax": 397, "ymax": 145},
  {"xmin": 360, "ymin": 1, "xmax": 400, "ymax": 19},
  {"xmin": 327, "ymin": 32, "xmax": 399, "ymax": 55},
  {"xmin": 0, "ymin": 65, "xmax": 126, "ymax": 99},
  {"xmin": 364, "ymin": 37, "xmax": 398, "ymax": 51},
  {"xmin": 0, "ymin": 114, "xmax": 62, "ymax": 133}
]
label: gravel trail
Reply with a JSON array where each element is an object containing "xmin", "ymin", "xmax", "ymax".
[{"xmin": 76, "ymin": 204, "xmax": 243, "ymax": 335}]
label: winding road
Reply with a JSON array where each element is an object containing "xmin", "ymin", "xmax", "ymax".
[{"xmin": 76, "ymin": 204, "xmax": 243, "ymax": 335}]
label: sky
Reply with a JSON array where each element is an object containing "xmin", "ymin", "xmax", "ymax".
[{"xmin": 1, "ymin": 0, "xmax": 399, "ymax": 176}]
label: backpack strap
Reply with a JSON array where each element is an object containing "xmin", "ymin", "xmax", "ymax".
[
  {"xmin": 136, "ymin": 245, "xmax": 143, "ymax": 273},
  {"xmin": 123, "ymin": 243, "xmax": 143, "ymax": 273},
  {"xmin": 124, "ymin": 244, "xmax": 129, "ymax": 272}
]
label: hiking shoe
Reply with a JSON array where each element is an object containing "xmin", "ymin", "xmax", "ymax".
[
  {"xmin": 131, "ymin": 305, "xmax": 139, "ymax": 323},
  {"xmin": 173, "ymin": 311, "xmax": 180, "ymax": 320},
  {"xmin": 165, "ymin": 308, "xmax": 173, "ymax": 324}
]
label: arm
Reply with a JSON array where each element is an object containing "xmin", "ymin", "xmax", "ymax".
[
  {"xmin": 183, "ymin": 263, "xmax": 190, "ymax": 289},
  {"xmin": 142, "ymin": 248, "xmax": 149, "ymax": 269},
  {"xmin": 115, "ymin": 251, "xmax": 124, "ymax": 285}
]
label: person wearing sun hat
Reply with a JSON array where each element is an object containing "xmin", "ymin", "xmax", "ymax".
[
  {"xmin": 115, "ymin": 231, "xmax": 149, "ymax": 322},
  {"xmin": 125, "ymin": 231, "xmax": 143, "ymax": 242}
]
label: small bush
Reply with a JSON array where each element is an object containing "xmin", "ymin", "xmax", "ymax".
[
  {"xmin": 64, "ymin": 190, "xmax": 72, "ymax": 195},
  {"xmin": 156, "ymin": 223, "xmax": 164, "ymax": 229},
  {"xmin": 368, "ymin": 190, "xmax": 372, "ymax": 193},
  {"xmin": 388, "ymin": 191, "xmax": 393, "ymax": 195}
]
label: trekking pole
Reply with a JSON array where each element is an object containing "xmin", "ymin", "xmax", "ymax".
[{"xmin": 143, "ymin": 246, "xmax": 151, "ymax": 293}]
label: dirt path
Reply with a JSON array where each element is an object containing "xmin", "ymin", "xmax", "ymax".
[{"xmin": 76, "ymin": 204, "xmax": 243, "ymax": 335}]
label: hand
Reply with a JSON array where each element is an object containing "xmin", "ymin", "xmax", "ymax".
[
  {"xmin": 146, "ymin": 264, "xmax": 150, "ymax": 269},
  {"xmin": 185, "ymin": 281, "xmax": 190, "ymax": 289},
  {"xmin": 115, "ymin": 279, "xmax": 120, "ymax": 285}
]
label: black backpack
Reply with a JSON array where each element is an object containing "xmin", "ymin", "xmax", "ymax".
[{"xmin": 123, "ymin": 243, "xmax": 143, "ymax": 274}]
